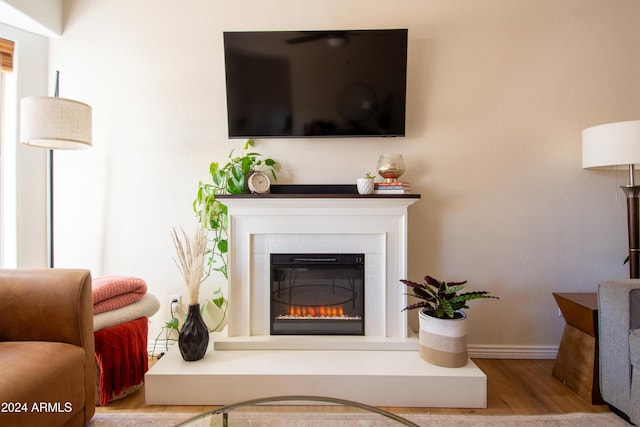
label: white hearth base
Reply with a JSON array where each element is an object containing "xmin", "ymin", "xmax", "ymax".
[{"xmin": 145, "ymin": 342, "xmax": 487, "ymax": 408}]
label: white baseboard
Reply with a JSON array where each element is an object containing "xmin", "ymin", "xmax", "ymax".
[
  {"xmin": 469, "ymin": 344, "xmax": 558, "ymax": 360},
  {"xmin": 149, "ymin": 340, "xmax": 558, "ymax": 360}
]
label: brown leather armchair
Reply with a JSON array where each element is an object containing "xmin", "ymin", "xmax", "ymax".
[{"xmin": 0, "ymin": 269, "xmax": 96, "ymax": 426}]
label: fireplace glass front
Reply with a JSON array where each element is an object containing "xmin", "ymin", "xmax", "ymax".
[{"xmin": 270, "ymin": 254, "xmax": 365, "ymax": 335}]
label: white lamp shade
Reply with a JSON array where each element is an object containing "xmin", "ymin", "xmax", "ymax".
[
  {"xmin": 582, "ymin": 120, "xmax": 640, "ymax": 169},
  {"xmin": 20, "ymin": 96, "xmax": 92, "ymax": 150}
]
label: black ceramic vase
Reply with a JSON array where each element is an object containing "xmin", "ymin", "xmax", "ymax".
[{"xmin": 178, "ymin": 304, "xmax": 209, "ymax": 361}]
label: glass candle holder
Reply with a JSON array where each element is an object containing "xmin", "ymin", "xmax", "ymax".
[{"xmin": 377, "ymin": 154, "xmax": 405, "ymax": 182}]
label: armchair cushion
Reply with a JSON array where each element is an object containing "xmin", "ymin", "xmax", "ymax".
[
  {"xmin": 0, "ymin": 342, "xmax": 86, "ymax": 424},
  {"xmin": 0, "ymin": 269, "xmax": 95, "ymax": 427},
  {"xmin": 631, "ymin": 329, "xmax": 640, "ymax": 366},
  {"xmin": 631, "ymin": 329, "xmax": 640, "ymax": 425}
]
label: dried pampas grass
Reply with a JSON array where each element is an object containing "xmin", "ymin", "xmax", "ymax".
[{"xmin": 171, "ymin": 223, "xmax": 207, "ymax": 305}]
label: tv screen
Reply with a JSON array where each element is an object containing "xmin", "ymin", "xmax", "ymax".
[{"xmin": 223, "ymin": 29, "xmax": 408, "ymax": 139}]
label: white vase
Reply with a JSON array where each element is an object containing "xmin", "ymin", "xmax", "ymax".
[
  {"xmin": 356, "ymin": 177, "xmax": 374, "ymax": 194},
  {"xmin": 418, "ymin": 309, "xmax": 468, "ymax": 367}
]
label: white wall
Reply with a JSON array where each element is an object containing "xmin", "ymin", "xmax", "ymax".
[
  {"xmin": 46, "ymin": 0, "xmax": 640, "ymax": 356},
  {"xmin": 0, "ymin": 21, "xmax": 50, "ymax": 268}
]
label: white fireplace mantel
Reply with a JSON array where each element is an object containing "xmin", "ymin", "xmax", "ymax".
[{"xmin": 215, "ymin": 193, "xmax": 421, "ymax": 350}]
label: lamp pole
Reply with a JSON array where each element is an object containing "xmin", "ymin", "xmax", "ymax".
[
  {"xmin": 622, "ymin": 164, "xmax": 640, "ymax": 278},
  {"xmin": 47, "ymin": 72, "xmax": 60, "ymax": 268}
]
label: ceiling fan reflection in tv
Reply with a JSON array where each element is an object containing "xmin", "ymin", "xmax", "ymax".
[{"xmin": 285, "ymin": 31, "xmax": 360, "ymax": 48}]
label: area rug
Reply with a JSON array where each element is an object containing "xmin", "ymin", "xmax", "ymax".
[{"xmin": 88, "ymin": 411, "xmax": 628, "ymax": 427}]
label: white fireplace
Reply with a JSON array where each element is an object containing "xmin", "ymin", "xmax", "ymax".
[
  {"xmin": 215, "ymin": 196, "xmax": 420, "ymax": 350},
  {"xmin": 146, "ymin": 193, "xmax": 488, "ymax": 408}
]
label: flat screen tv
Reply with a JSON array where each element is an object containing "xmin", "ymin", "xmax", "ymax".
[{"xmin": 223, "ymin": 29, "xmax": 408, "ymax": 139}]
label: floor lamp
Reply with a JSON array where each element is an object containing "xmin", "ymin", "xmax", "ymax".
[
  {"xmin": 582, "ymin": 120, "xmax": 640, "ymax": 279},
  {"xmin": 19, "ymin": 72, "xmax": 92, "ymax": 268}
]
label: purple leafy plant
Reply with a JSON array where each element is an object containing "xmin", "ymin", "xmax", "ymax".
[{"xmin": 400, "ymin": 275, "xmax": 498, "ymax": 319}]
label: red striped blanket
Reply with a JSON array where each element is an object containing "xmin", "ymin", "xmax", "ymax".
[
  {"xmin": 94, "ymin": 317, "xmax": 148, "ymax": 405},
  {"xmin": 92, "ymin": 276, "xmax": 147, "ymax": 314}
]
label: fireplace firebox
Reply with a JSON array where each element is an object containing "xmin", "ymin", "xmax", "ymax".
[{"xmin": 270, "ymin": 254, "xmax": 365, "ymax": 335}]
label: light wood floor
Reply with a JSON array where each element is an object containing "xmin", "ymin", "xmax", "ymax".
[{"xmin": 96, "ymin": 359, "xmax": 612, "ymax": 416}]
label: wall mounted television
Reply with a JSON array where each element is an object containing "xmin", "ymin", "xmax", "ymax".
[{"xmin": 223, "ymin": 29, "xmax": 408, "ymax": 139}]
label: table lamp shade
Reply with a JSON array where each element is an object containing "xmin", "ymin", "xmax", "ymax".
[
  {"xmin": 582, "ymin": 120, "xmax": 640, "ymax": 169},
  {"xmin": 20, "ymin": 96, "xmax": 92, "ymax": 150}
]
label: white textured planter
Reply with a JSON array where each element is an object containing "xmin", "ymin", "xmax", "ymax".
[
  {"xmin": 356, "ymin": 177, "xmax": 375, "ymax": 194},
  {"xmin": 418, "ymin": 309, "xmax": 468, "ymax": 368}
]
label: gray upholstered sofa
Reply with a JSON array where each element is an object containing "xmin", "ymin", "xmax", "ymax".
[{"xmin": 598, "ymin": 280, "xmax": 640, "ymax": 425}]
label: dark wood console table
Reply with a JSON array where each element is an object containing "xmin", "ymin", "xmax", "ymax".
[{"xmin": 552, "ymin": 292, "xmax": 604, "ymax": 404}]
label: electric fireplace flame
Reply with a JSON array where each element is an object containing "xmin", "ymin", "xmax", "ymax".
[
  {"xmin": 270, "ymin": 253, "xmax": 365, "ymax": 335},
  {"xmin": 278, "ymin": 305, "xmax": 362, "ymax": 320}
]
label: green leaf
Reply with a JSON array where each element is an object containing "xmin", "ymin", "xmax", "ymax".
[
  {"xmin": 209, "ymin": 161, "xmax": 219, "ymax": 176},
  {"xmin": 458, "ymin": 291, "xmax": 499, "ymax": 301},
  {"xmin": 240, "ymin": 157, "xmax": 253, "ymax": 174},
  {"xmin": 439, "ymin": 299, "xmax": 455, "ymax": 318},
  {"xmin": 445, "ymin": 285, "xmax": 465, "ymax": 294},
  {"xmin": 212, "ymin": 287, "xmax": 226, "ymax": 309},
  {"xmin": 212, "ymin": 296, "xmax": 225, "ymax": 309},
  {"xmin": 227, "ymin": 179, "xmax": 243, "ymax": 194},
  {"xmin": 213, "ymin": 264, "xmax": 228, "ymax": 279},
  {"xmin": 212, "ymin": 172, "xmax": 222, "ymax": 187},
  {"xmin": 231, "ymin": 165, "xmax": 243, "ymax": 179},
  {"xmin": 165, "ymin": 317, "xmax": 179, "ymax": 329}
]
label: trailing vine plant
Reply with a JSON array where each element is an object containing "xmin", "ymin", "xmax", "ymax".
[{"xmin": 193, "ymin": 139, "xmax": 277, "ymax": 280}]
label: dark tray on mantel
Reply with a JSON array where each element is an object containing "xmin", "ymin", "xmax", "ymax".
[
  {"xmin": 214, "ymin": 184, "xmax": 421, "ymax": 199},
  {"xmin": 273, "ymin": 184, "xmax": 357, "ymax": 194}
]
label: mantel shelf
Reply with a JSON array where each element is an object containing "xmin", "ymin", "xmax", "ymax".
[
  {"xmin": 215, "ymin": 184, "xmax": 420, "ymax": 199},
  {"xmin": 216, "ymin": 193, "xmax": 421, "ymax": 199}
]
